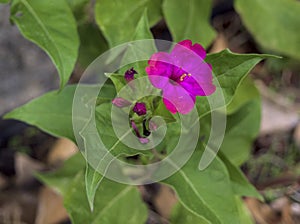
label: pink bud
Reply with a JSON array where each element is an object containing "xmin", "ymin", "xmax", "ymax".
[{"xmin": 112, "ymin": 97, "xmax": 131, "ymax": 108}]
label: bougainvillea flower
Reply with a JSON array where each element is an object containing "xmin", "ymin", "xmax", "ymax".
[
  {"xmin": 145, "ymin": 40, "xmax": 216, "ymax": 114},
  {"xmin": 133, "ymin": 102, "xmax": 147, "ymax": 116}
]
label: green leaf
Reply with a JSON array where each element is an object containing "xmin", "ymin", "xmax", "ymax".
[
  {"xmin": 66, "ymin": 172, "xmax": 148, "ymax": 224},
  {"xmin": 84, "ymin": 102, "xmax": 152, "ymax": 209},
  {"xmin": 118, "ymin": 9, "xmax": 156, "ymax": 75},
  {"xmin": 235, "ymin": 196, "xmax": 254, "ymax": 224},
  {"xmin": 226, "ymin": 77, "xmax": 260, "ymax": 114},
  {"xmin": 196, "ymin": 50, "xmax": 278, "ymax": 118},
  {"xmin": 77, "ymin": 22, "xmax": 108, "ymax": 68},
  {"xmin": 0, "ymin": 0, "xmax": 10, "ymax": 3},
  {"xmin": 170, "ymin": 202, "xmax": 210, "ymax": 224},
  {"xmin": 95, "ymin": 103, "xmax": 151, "ymax": 156},
  {"xmin": 170, "ymin": 195, "xmax": 255, "ymax": 224},
  {"xmin": 66, "ymin": 0, "xmax": 90, "ymax": 23},
  {"xmin": 66, "ymin": 0, "xmax": 109, "ymax": 67},
  {"xmin": 4, "ymin": 85, "xmax": 78, "ymax": 141},
  {"xmin": 95, "ymin": 0, "xmax": 162, "ymax": 47},
  {"xmin": 106, "ymin": 73, "xmax": 126, "ymax": 93},
  {"xmin": 221, "ymin": 99, "xmax": 261, "ymax": 166},
  {"xmin": 10, "ymin": 0, "xmax": 79, "ymax": 88},
  {"xmin": 163, "ymin": 149, "xmax": 239, "ymax": 224},
  {"xmin": 163, "ymin": 0, "xmax": 216, "ymax": 48},
  {"xmin": 152, "ymin": 99, "xmax": 176, "ymax": 124},
  {"xmin": 38, "ymin": 154, "xmax": 148, "ymax": 224},
  {"xmin": 36, "ymin": 153, "xmax": 85, "ymax": 194},
  {"xmin": 133, "ymin": 9, "xmax": 154, "ymax": 41},
  {"xmin": 85, "ymin": 163, "xmax": 105, "ymax": 211},
  {"xmin": 235, "ymin": 0, "xmax": 300, "ymax": 60},
  {"xmin": 219, "ymin": 153, "xmax": 263, "ymax": 200},
  {"xmin": 4, "ymin": 84, "xmax": 116, "ymax": 142}
]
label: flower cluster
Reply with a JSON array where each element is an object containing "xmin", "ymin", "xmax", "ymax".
[{"xmin": 112, "ymin": 40, "xmax": 216, "ymax": 143}]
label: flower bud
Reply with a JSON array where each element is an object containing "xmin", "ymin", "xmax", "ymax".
[
  {"xmin": 112, "ymin": 97, "xmax": 131, "ymax": 108},
  {"xmin": 133, "ymin": 102, "xmax": 147, "ymax": 116},
  {"xmin": 131, "ymin": 120, "xmax": 149, "ymax": 144},
  {"xmin": 124, "ymin": 67, "xmax": 137, "ymax": 83}
]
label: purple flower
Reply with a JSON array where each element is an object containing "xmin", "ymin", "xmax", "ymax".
[
  {"xmin": 124, "ymin": 67, "xmax": 137, "ymax": 83},
  {"xmin": 133, "ymin": 102, "xmax": 147, "ymax": 116},
  {"xmin": 112, "ymin": 97, "xmax": 132, "ymax": 108},
  {"xmin": 145, "ymin": 40, "xmax": 216, "ymax": 114}
]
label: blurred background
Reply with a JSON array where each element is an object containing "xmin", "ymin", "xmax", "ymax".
[{"xmin": 0, "ymin": 0, "xmax": 300, "ymax": 223}]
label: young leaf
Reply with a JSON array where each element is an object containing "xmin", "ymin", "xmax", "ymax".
[
  {"xmin": 37, "ymin": 154, "xmax": 148, "ymax": 224},
  {"xmin": 162, "ymin": 149, "xmax": 239, "ymax": 224},
  {"xmin": 235, "ymin": 0, "xmax": 300, "ymax": 60},
  {"xmin": 94, "ymin": 0, "xmax": 162, "ymax": 47},
  {"xmin": 10, "ymin": 0, "xmax": 79, "ymax": 88},
  {"xmin": 163, "ymin": 0, "xmax": 216, "ymax": 48},
  {"xmin": 105, "ymin": 73, "xmax": 126, "ymax": 93},
  {"xmin": 85, "ymin": 163, "xmax": 105, "ymax": 211}
]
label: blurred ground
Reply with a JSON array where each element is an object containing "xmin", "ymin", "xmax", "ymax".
[{"xmin": 0, "ymin": 1, "xmax": 300, "ymax": 224}]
